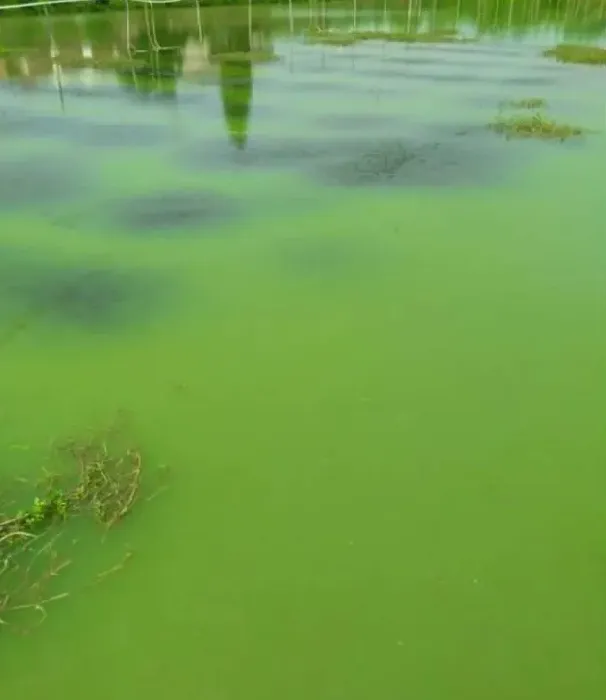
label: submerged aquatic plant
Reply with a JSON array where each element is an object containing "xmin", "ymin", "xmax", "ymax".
[
  {"xmin": 543, "ymin": 44, "xmax": 606, "ymax": 66},
  {"xmin": 488, "ymin": 112, "xmax": 585, "ymax": 141},
  {"xmin": 0, "ymin": 422, "xmax": 163, "ymax": 632}
]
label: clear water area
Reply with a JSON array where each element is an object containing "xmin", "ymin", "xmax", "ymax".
[{"xmin": 0, "ymin": 1, "xmax": 605, "ymax": 697}]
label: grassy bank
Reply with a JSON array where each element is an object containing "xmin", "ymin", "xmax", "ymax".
[{"xmin": 1, "ymin": 0, "xmax": 605, "ymax": 16}]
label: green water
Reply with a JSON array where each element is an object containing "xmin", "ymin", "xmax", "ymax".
[{"xmin": 1, "ymin": 1, "xmax": 606, "ymax": 697}]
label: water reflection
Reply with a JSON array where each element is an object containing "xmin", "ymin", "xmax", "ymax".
[
  {"xmin": 110, "ymin": 4, "xmax": 265, "ymax": 152},
  {"xmin": 116, "ymin": 17, "xmax": 190, "ymax": 100},
  {"xmin": 0, "ymin": 0, "xmax": 603, "ymax": 152},
  {"xmin": 0, "ymin": 3, "xmax": 274, "ymax": 150}
]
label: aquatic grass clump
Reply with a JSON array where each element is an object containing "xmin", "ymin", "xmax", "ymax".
[
  {"xmin": 58, "ymin": 437, "xmax": 142, "ymax": 528},
  {"xmin": 489, "ymin": 98, "xmax": 587, "ymax": 142},
  {"xmin": 502, "ymin": 98, "xmax": 548, "ymax": 110},
  {"xmin": 489, "ymin": 112, "xmax": 585, "ymax": 141},
  {"xmin": 0, "ymin": 425, "xmax": 158, "ymax": 632},
  {"xmin": 543, "ymin": 44, "xmax": 606, "ymax": 66}
]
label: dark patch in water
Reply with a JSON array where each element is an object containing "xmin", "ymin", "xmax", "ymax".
[
  {"xmin": 0, "ymin": 256, "xmax": 167, "ymax": 331},
  {"xmin": 0, "ymin": 110, "xmax": 68, "ymax": 139},
  {"xmin": 382, "ymin": 56, "xmax": 447, "ymax": 67},
  {"xmin": 434, "ymin": 45, "xmax": 529, "ymax": 59},
  {"xmin": 182, "ymin": 136, "xmax": 336, "ymax": 172},
  {"xmin": 0, "ymin": 108, "xmax": 166, "ymax": 149},
  {"xmin": 181, "ymin": 121, "xmax": 525, "ymax": 189},
  {"xmin": 399, "ymin": 71, "xmax": 498, "ymax": 84},
  {"xmin": 346, "ymin": 49, "xmax": 389, "ymax": 60},
  {"xmin": 498, "ymin": 76, "xmax": 555, "ymax": 87},
  {"xmin": 310, "ymin": 129, "xmax": 514, "ymax": 188},
  {"xmin": 113, "ymin": 190, "xmax": 239, "ymax": 235},
  {"xmin": 288, "ymin": 78, "xmax": 353, "ymax": 92},
  {"xmin": 316, "ymin": 139, "xmax": 416, "ymax": 186},
  {"xmin": 350, "ymin": 67, "xmax": 425, "ymax": 80},
  {"xmin": 31, "ymin": 82, "xmax": 135, "ymax": 102},
  {"xmin": 0, "ymin": 155, "xmax": 90, "ymax": 209},
  {"xmin": 277, "ymin": 236, "xmax": 360, "ymax": 279},
  {"xmin": 73, "ymin": 121, "xmax": 168, "ymax": 149},
  {"xmin": 313, "ymin": 113, "xmax": 404, "ymax": 132},
  {"xmin": 386, "ymin": 70, "xmax": 556, "ymax": 88},
  {"xmin": 382, "ymin": 55, "xmax": 530, "ymax": 73},
  {"xmin": 236, "ymin": 137, "xmax": 349, "ymax": 171}
]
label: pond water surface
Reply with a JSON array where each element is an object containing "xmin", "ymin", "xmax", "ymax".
[{"xmin": 1, "ymin": 1, "xmax": 606, "ymax": 698}]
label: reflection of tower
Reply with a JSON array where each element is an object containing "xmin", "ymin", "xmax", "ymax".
[
  {"xmin": 208, "ymin": 18, "xmax": 254, "ymax": 151},
  {"xmin": 219, "ymin": 56, "xmax": 252, "ymax": 149},
  {"xmin": 220, "ymin": 60, "xmax": 252, "ymax": 150}
]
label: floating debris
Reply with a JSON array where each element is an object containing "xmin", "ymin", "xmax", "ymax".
[
  {"xmin": 543, "ymin": 44, "xmax": 606, "ymax": 66},
  {"xmin": 489, "ymin": 112, "xmax": 585, "ymax": 141},
  {"xmin": 0, "ymin": 420, "xmax": 166, "ymax": 633}
]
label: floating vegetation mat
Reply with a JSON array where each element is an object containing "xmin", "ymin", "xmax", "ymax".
[
  {"xmin": 305, "ymin": 30, "xmax": 360, "ymax": 47},
  {"xmin": 211, "ymin": 50, "xmax": 279, "ymax": 63},
  {"xmin": 489, "ymin": 113, "xmax": 584, "ymax": 140},
  {"xmin": 304, "ymin": 28, "xmax": 472, "ymax": 47},
  {"xmin": 500, "ymin": 98, "xmax": 548, "ymax": 110},
  {"xmin": 489, "ymin": 98, "xmax": 587, "ymax": 141},
  {"xmin": 0, "ymin": 418, "xmax": 166, "ymax": 633},
  {"xmin": 543, "ymin": 44, "xmax": 606, "ymax": 66}
]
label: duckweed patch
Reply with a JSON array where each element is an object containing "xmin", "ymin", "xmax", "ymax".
[{"xmin": 543, "ymin": 44, "xmax": 606, "ymax": 65}]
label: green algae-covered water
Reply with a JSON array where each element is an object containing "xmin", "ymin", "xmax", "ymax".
[{"xmin": 1, "ymin": 1, "xmax": 606, "ymax": 697}]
